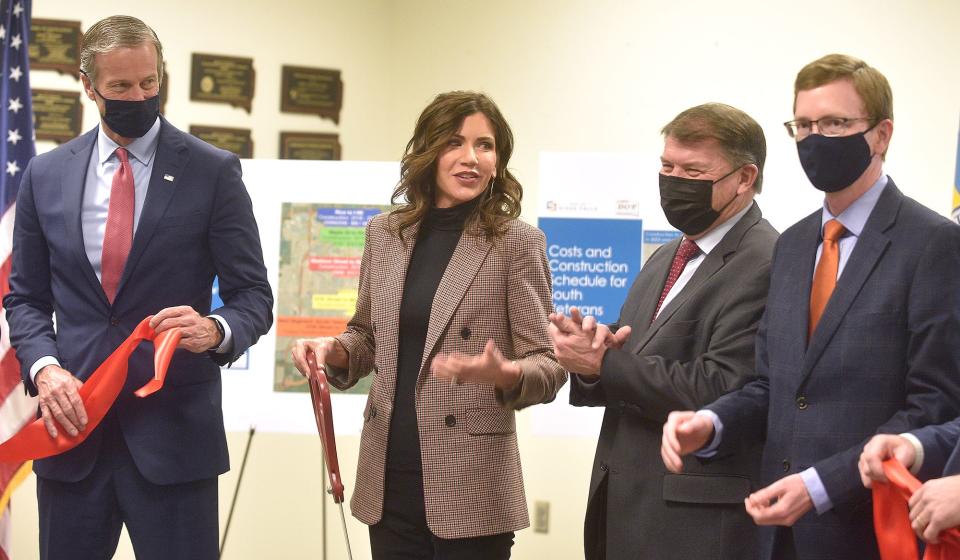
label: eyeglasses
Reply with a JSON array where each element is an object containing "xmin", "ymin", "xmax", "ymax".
[{"xmin": 783, "ymin": 117, "xmax": 874, "ymax": 140}]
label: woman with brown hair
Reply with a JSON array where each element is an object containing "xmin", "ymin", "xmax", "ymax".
[{"xmin": 291, "ymin": 91, "xmax": 565, "ymax": 559}]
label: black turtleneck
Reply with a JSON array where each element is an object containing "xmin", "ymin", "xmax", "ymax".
[{"xmin": 386, "ymin": 197, "xmax": 479, "ymax": 472}]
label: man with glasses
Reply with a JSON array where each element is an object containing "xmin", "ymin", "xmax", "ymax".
[{"xmin": 661, "ymin": 54, "xmax": 960, "ymax": 559}]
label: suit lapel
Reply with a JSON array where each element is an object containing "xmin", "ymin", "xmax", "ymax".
[
  {"xmin": 628, "ymin": 237, "xmax": 678, "ymax": 352},
  {"xmin": 799, "ymin": 184, "xmax": 900, "ymax": 384},
  {"xmin": 60, "ymin": 128, "xmax": 107, "ymax": 307},
  {"xmin": 380, "ymin": 220, "xmax": 418, "ymax": 394},
  {"xmin": 782, "ymin": 214, "xmax": 819, "ymax": 365},
  {"xmin": 633, "ymin": 203, "xmax": 762, "ymax": 353},
  {"xmin": 418, "ymin": 227, "xmax": 492, "ymax": 376},
  {"xmin": 114, "ymin": 119, "xmax": 188, "ymax": 304}
]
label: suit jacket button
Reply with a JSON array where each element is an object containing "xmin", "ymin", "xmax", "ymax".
[
  {"xmin": 444, "ymin": 414, "xmax": 456, "ymax": 427},
  {"xmin": 110, "ymin": 317, "xmax": 119, "ymax": 326},
  {"xmin": 600, "ymin": 463, "xmax": 608, "ymax": 472},
  {"xmin": 782, "ymin": 459, "xmax": 791, "ymax": 472},
  {"xmin": 460, "ymin": 327, "xmax": 471, "ymax": 340},
  {"xmin": 370, "ymin": 405, "xmax": 377, "ymax": 419},
  {"xmin": 796, "ymin": 396, "xmax": 808, "ymax": 410}
]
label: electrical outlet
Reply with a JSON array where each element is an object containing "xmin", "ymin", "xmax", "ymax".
[{"xmin": 533, "ymin": 500, "xmax": 550, "ymax": 533}]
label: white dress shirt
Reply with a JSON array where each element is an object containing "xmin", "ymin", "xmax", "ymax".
[{"xmin": 654, "ymin": 204, "xmax": 753, "ymax": 319}]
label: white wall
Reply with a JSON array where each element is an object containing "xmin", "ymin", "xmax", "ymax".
[{"xmin": 11, "ymin": 1, "xmax": 960, "ymax": 559}]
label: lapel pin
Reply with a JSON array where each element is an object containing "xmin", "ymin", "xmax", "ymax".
[{"xmin": 163, "ymin": 174, "xmax": 175, "ymax": 182}]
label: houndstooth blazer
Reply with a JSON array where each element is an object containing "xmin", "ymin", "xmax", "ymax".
[{"xmin": 328, "ymin": 211, "xmax": 566, "ymax": 539}]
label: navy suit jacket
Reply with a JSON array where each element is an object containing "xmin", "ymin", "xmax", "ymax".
[
  {"xmin": 914, "ymin": 418, "xmax": 960, "ymax": 479},
  {"xmin": 707, "ymin": 180, "xmax": 960, "ymax": 560},
  {"xmin": 3, "ymin": 118, "xmax": 273, "ymax": 485}
]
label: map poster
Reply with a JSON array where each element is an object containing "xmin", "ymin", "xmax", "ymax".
[{"xmin": 274, "ymin": 203, "xmax": 391, "ymax": 393}]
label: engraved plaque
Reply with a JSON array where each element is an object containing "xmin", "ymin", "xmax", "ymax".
[
  {"xmin": 32, "ymin": 89, "xmax": 82, "ymax": 143},
  {"xmin": 29, "ymin": 19, "xmax": 82, "ymax": 76},
  {"xmin": 280, "ymin": 66, "xmax": 342, "ymax": 124},
  {"xmin": 279, "ymin": 132, "xmax": 341, "ymax": 160},
  {"xmin": 190, "ymin": 53, "xmax": 255, "ymax": 113},
  {"xmin": 190, "ymin": 125, "xmax": 253, "ymax": 158}
]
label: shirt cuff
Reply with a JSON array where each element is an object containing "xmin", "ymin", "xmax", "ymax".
[
  {"xmin": 899, "ymin": 432, "xmax": 925, "ymax": 475},
  {"xmin": 693, "ymin": 409, "xmax": 722, "ymax": 458},
  {"xmin": 800, "ymin": 467, "xmax": 834, "ymax": 514},
  {"xmin": 30, "ymin": 356, "xmax": 61, "ymax": 383},
  {"xmin": 207, "ymin": 314, "xmax": 233, "ymax": 354}
]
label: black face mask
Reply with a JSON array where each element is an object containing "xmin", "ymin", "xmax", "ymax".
[
  {"xmin": 83, "ymin": 71, "xmax": 160, "ymax": 139},
  {"xmin": 659, "ymin": 167, "xmax": 740, "ymax": 236},
  {"xmin": 796, "ymin": 129, "xmax": 875, "ymax": 193}
]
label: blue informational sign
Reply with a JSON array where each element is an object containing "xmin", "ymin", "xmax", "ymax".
[
  {"xmin": 538, "ymin": 217, "xmax": 643, "ymax": 324},
  {"xmin": 315, "ymin": 207, "xmax": 382, "ymax": 228},
  {"xmin": 211, "ymin": 276, "xmax": 224, "ymax": 310},
  {"xmin": 643, "ymin": 230, "xmax": 681, "ymax": 245},
  {"xmin": 210, "ymin": 277, "xmax": 249, "ymax": 370}
]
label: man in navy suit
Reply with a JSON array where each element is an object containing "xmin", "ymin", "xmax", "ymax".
[
  {"xmin": 3, "ymin": 15, "xmax": 273, "ymax": 560},
  {"xmin": 859, "ymin": 420, "xmax": 960, "ymax": 543},
  {"xmin": 661, "ymin": 54, "xmax": 960, "ymax": 559}
]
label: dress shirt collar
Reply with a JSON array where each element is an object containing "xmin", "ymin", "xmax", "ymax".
[
  {"xmin": 820, "ymin": 173, "xmax": 888, "ymax": 238},
  {"xmin": 689, "ymin": 203, "xmax": 752, "ymax": 255},
  {"xmin": 96, "ymin": 117, "xmax": 161, "ymax": 167}
]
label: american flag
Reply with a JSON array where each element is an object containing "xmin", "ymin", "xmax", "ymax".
[{"xmin": 0, "ymin": 0, "xmax": 38, "ymax": 557}]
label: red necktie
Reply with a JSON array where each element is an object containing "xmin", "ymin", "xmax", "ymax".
[
  {"xmin": 809, "ymin": 219, "xmax": 845, "ymax": 339},
  {"xmin": 652, "ymin": 238, "xmax": 700, "ymax": 322},
  {"xmin": 101, "ymin": 147, "xmax": 134, "ymax": 303}
]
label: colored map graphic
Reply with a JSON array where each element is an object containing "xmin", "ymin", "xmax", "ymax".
[
  {"xmin": 274, "ymin": 203, "xmax": 390, "ymax": 393},
  {"xmin": 952, "ymin": 122, "xmax": 959, "ymax": 224}
]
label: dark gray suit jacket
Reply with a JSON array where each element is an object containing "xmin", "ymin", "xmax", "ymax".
[
  {"xmin": 571, "ymin": 202, "xmax": 778, "ymax": 560},
  {"xmin": 708, "ymin": 180, "xmax": 960, "ymax": 560}
]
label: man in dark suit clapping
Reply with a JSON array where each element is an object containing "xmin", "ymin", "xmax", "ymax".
[{"xmin": 552, "ymin": 102, "xmax": 778, "ymax": 560}]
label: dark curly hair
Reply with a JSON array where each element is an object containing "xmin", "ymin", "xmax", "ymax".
[{"xmin": 391, "ymin": 91, "xmax": 522, "ymax": 241}]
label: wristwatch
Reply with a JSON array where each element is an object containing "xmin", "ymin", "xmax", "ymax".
[{"xmin": 208, "ymin": 316, "xmax": 225, "ymax": 347}]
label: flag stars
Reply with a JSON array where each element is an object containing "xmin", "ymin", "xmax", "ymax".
[
  {"xmin": 7, "ymin": 129, "xmax": 21, "ymax": 145},
  {"xmin": 12, "ymin": 3, "xmax": 22, "ymax": 17},
  {"xmin": 9, "ymin": 66, "xmax": 21, "ymax": 82},
  {"xmin": 10, "ymin": 34, "xmax": 20, "ymax": 50},
  {"xmin": 8, "ymin": 97, "xmax": 21, "ymax": 114},
  {"xmin": 6, "ymin": 160, "xmax": 19, "ymax": 177},
  {"xmin": 0, "ymin": 25, "xmax": 6, "ymax": 40}
]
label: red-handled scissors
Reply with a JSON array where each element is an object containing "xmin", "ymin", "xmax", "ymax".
[{"xmin": 306, "ymin": 351, "xmax": 353, "ymax": 560}]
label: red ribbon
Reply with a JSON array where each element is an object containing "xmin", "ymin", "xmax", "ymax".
[
  {"xmin": 0, "ymin": 317, "xmax": 180, "ymax": 462},
  {"xmin": 873, "ymin": 458, "xmax": 960, "ymax": 560}
]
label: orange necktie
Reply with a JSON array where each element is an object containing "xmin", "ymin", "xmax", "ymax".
[
  {"xmin": 101, "ymin": 147, "xmax": 134, "ymax": 304},
  {"xmin": 809, "ymin": 219, "xmax": 845, "ymax": 339},
  {"xmin": 873, "ymin": 459, "xmax": 960, "ymax": 560}
]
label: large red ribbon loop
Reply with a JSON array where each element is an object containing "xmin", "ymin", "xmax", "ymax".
[
  {"xmin": 0, "ymin": 317, "xmax": 181, "ymax": 462},
  {"xmin": 873, "ymin": 458, "xmax": 960, "ymax": 560}
]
